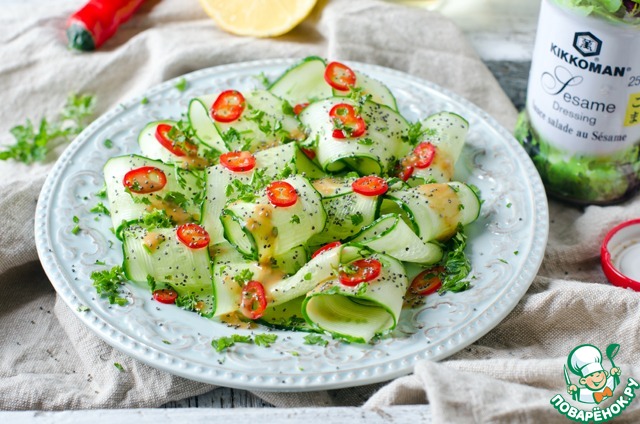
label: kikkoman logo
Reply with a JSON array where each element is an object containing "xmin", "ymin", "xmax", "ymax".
[
  {"xmin": 573, "ymin": 32, "xmax": 602, "ymax": 57},
  {"xmin": 548, "ymin": 30, "xmax": 626, "ymax": 77},
  {"xmin": 550, "ymin": 344, "xmax": 639, "ymax": 422}
]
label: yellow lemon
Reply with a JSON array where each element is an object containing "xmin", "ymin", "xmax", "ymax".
[{"xmin": 199, "ymin": 0, "xmax": 318, "ymax": 37}]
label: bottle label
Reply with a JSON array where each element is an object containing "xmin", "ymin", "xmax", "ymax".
[{"xmin": 526, "ymin": 0, "xmax": 640, "ymax": 156}]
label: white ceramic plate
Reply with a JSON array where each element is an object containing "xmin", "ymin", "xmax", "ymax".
[{"xmin": 35, "ymin": 59, "xmax": 548, "ymax": 391}]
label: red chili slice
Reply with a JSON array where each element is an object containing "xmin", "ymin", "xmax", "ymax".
[
  {"xmin": 293, "ymin": 102, "xmax": 309, "ymax": 115},
  {"xmin": 352, "ymin": 176, "xmax": 388, "ymax": 197},
  {"xmin": 413, "ymin": 142, "xmax": 437, "ymax": 169},
  {"xmin": 240, "ymin": 280, "xmax": 267, "ymax": 320},
  {"xmin": 211, "ymin": 90, "xmax": 245, "ymax": 123},
  {"xmin": 266, "ymin": 181, "xmax": 298, "ymax": 207},
  {"xmin": 324, "ymin": 61, "xmax": 357, "ymax": 91},
  {"xmin": 311, "ymin": 241, "xmax": 342, "ymax": 259},
  {"xmin": 155, "ymin": 123, "xmax": 197, "ymax": 157},
  {"xmin": 123, "ymin": 166, "xmax": 167, "ymax": 194},
  {"xmin": 329, "ymin": 103, "xmax": 366, "ymax": 139},
  {"xmin": 220, "ymin": 151, "xmax": 256, "ymax": 172},
  {"xmin": 176, "ymin": 223, "xmax": 210, "ymax": 249},
  {"xmin": 301, "ymin": 147, "xmax": 316, "ymax": 160},
  {"xmin": 339, "ymin": 258, "xmax": 382, "ymax": 286},
  {"xmin": 399, "ymin": 165, "xmax": 414, "ymax": 182},
  {"xmin": 410, "ymin": 266, "xmax": 444, "ymax": 296},
  {"xmin": 153, "ymin": 288, "xmax": 178, "ymax": 304}
]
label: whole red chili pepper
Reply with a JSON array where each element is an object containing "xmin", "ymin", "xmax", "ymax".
[{"xmin": 66, "ymin": 0, "xmax": 146, "ymax": 51}]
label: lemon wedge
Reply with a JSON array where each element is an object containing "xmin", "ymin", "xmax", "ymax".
[{"xmin": 199, "ymin": 0, "xmax": 318, "ymax": 37}]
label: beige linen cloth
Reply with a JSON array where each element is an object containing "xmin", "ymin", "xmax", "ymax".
[{"xmin": 2, "ymin": 0, "xmax": 640, "ymax": 421}]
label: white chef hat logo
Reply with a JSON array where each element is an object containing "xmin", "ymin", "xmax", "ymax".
[{"xmin": 568, "ymin": 344, "xmax": 604, "ymax": 378}]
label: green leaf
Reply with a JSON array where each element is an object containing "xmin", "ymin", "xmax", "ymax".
[
  {"xmin": 90, "ymin": 202, "xmax": 111, "ymax": 216},
  {"xmin": 0, "ymin": 93, "xmax": 95, "ymax": 164},
  {"xmin": 303, "ymin": 334, "xmax": 328, "ymax": 347},
  {"xmin": 91, "ymin": 265, "xmax": 128, "ymax": 305},
  {"xmin": 437, "ymin": 230, "xmax": 472, "ymax": 294},
  {"xmin": 114, "ymin": 363, "xmax": 125, "ymax": 372},
  {"xmin": 174, "ymin": 77, "xmax": 188, "ymax": 92},
  {"xmin": 175, "ymin": 293, "xmax": 200, "ymax": 311},
  {"xmin": 140, "ymin": 210, "xmax": 174, "ymax": 230},
  {"xmin": 254, "ymin": 333, "xmax": 278, "ymax": 347},
  {"xmin": 350, "ymin": 213, "xmax": 364, "ymax": 226},
  {"xmin": 233, "ymin": 269, "xmax": 254, "ymax": 287}
]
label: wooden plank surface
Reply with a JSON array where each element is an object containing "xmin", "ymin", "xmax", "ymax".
[{"xmin": 4, "ymin": 405, "xmax": 432, "ymax": 423}]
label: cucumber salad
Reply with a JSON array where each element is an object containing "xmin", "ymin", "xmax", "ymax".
[{"xmin": 98, "ymin": 56, "xmax": 480, "ymax": 344}]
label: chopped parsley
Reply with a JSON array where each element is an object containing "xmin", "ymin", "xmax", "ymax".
[
  {"xmin": 114, "ymin": 363, "xmax": 125, "ymax": 372},
  {"xmin": 211, "ymin": 334, "xmax": 252, "ymax": 353},
  {"xmin": 234, "ymin": 269, "xmax": 254, "ymax": 287},
  {"xmin": 0, "ymin": 93, "xmax": 95, "ymax": 164},
  {"xmin": 350, "ymin": 212, "xmax": 364, "ymax": 226},
  {"xmin": 303, "ymin": 334, "xmax": 328, "ymax": 347},
  {"xmin": 90, "ymin": 202, "xmax": 110, "ymax": 216},
  {"xmin": 290, "ymin": 215, "xmax": 301, "ymax": 224},
  {"xmin": 103, "ymin": 139, "xmax": 113, "ymax": 149},
  {"xmin": 175, "ymin": 293, "xmax": 200, "ymax": 311},
  {"xmin": 437, "ymin": 230, "xmax": 472, "ymax": 294},
  {"xmin": 303, "ymin": 272, "xmax": 312, "ymax": 281},
  {"xmin": 141, "ymin": 97, "xmax": 149, "ymax": 105},
  {"xmin": 91, "ymin": 265, "xmax": 128, "ymax": 306},
  {"xmin": 140, "ymin": 210, "xmax": 174, "ymax": 230},
  {"xmin": 174, "ymin": 77, "xmax": 188, "ymax": 92},
  {"xmin": 77, "ymin": 305, "xmax": 90, "ymax": 312},
  {"xmin": 146, "ymin": 275, "xmax": 157, "ymax": 292},
  {"xmin": 96, "ymin": 185, "xmax": 107, "ymax": 199},
  {"xmin": 254, "ymin": 333, "xmax": 278, "ymax": 347},
  {"xmin": 161, "ymin": 191, "xmax": 189, "ymax": 210}
]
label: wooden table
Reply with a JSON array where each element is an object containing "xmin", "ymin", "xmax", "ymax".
[{"xmin": 7, "ymin": 2, "xmax": 541, "ymax": 420}]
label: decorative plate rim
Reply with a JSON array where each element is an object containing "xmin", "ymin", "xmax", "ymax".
[{"xmin": 34, "ymin": 58, "xmax": 549, "ymax": 391}]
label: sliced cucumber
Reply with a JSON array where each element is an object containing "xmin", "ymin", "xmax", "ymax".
[
  {"xmin": 309, "ymin": 177, "xmax": 380, "ymax": 245},
  {"xmin": 103, "ymin": 155, "xmax": 202, "ymax": 238},
  {"xmin": 299, "ymin": 98, "xmax": 410, "ymax": 175},
  {"xmin": 334, "ymin": 71, "xmax": 398, "ymax": 111},
  {"xmin": 408, "ymin": 112, "xmax": 470, "ymax": 185},
  {"xmin": 187, "ymin": 96, "xmax": 228, "ymax": 154},
  {"xmin": 302, "ymin": 246, "xmax": 408, "ymax": 343},
  {"xmin": 200, "ymin": 144, "xmax": 325, "ymax": 246},
  {"xmin": 138, "ymin": 120, "xmax": 177, "ymax": 164},
  {"xmin": 269, "ymin": 56, "xmax": 332, "ymax": 106},
  {"xmin": 221, "ymin": 175, "xmax": 326, "ymax": 262},
  {"xmin": 257, "ymin": 296, "xmax": 318, "ymax": 332},
  {"xmin": 350, "ymin": 214, "xmax": 443, "ymax": 264},
  {"xmin": 122, "ymin": 225, "xmax": 214, "ymax": 313},
  {"xmin": 213, "ymin": 90, "xmax": 304, "ymax": 152},
  {"xmin": 382, "ymin": 182, "xmax": 481, "ymax": 242}
]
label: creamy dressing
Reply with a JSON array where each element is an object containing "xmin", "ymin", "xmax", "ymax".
[
  {"xmin": 146, "ymin": 197, "xmax": 193, "ymax": 224},
  {"xmin": 246, "ymin": 204, "xmax": 276, "ymax": 265},
  {"xmin": 417, "ymin": 183, "xmax": 461, "ymax": 240},
  {"xmin": 142, "ymin": 231, "xmax": 165, "ymax": 251},
  {"xmin": 312, "ymin": 178, "xmax": 344, "ymax": 196}
]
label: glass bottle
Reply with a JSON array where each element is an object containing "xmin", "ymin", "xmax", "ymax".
[{"xmin": 515, "ymin": 0, "xmax": 640, "ymax": 205}]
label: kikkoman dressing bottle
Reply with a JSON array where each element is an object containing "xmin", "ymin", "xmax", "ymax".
[{"xmin": 515, "ymin": 0, "xmax": 640, "ymax": 204}]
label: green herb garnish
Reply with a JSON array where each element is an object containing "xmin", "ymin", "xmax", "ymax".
[
  {"xmin": 91, "ymin": 265, "xmax": 128, "ymax": 306},
  {"xmin": 303, "ymin": 334, "xmax": 328, "ymax": 347},
  {"xmin": 254, "ymin": 333, "xmax": 278, "ymax": 347},
  {"xmin": 174, "ymin": 78, "xmax": 188, "ymax": 92},
  {"xmin": 0, "ymin": 93, "xmax": 95, "ymax": 164},
  {"xmin": 90, "ymin": 202, "xmax": 110, "ymax": 216}
]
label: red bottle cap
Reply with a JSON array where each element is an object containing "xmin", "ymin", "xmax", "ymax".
[{"xmin": 601, "ymin": 219, "xmax": 640, "ymax": 291}]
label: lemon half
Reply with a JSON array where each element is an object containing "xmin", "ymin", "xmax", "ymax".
[{"xmin": 199, "ymin": 0, "xmax": 318, "ymax": 37}]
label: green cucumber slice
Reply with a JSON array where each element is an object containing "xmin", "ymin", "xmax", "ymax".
[
  {"xmin": 382, "ymin": 182, "xmax": 481, "ymax": 242},
  {"xmin": 188, "ymin": 96, "xmax": 229, "ymax": 154},
  {"xmin": 103, "ymin": 155, "xmax": 202, "ymax": 238},
  {"xmin": 269, "ymin": 56, "xmax": 332, "ymax": 106},
  {"xmin": 309, "ymin": 177, "xmax": 380, "ymax": 245},
  {"xmin": 299, "ymin": 98, "xmax": 410, "ymax": 175},
  {"xmin": 221, "ymin": 175, "xmax": 326, "ymax": 262},
  {"xmin": 214, "ymin": 90, "xmax": 304, "ymax": 152},
  {"xmin": 257, "ymin": 296, "xmax": 318, "ymax": 332},
  {"xmin": 334, "ymin": 71, "xmax": 398, "ymax": 111},
  {"xmin": 409, "ymin": 112, "xmax": 470, "ymax": 185},
  {"xmin": 350, "ymin": 214, "xmax": 443, "ymax": 264},
  {"xmin": 302, "ymin": 247, "xmax": 408, "ymax": 343},
  {"xmin": 122, "ymin": 225, "xmax": 214, "ymax": 314}
]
